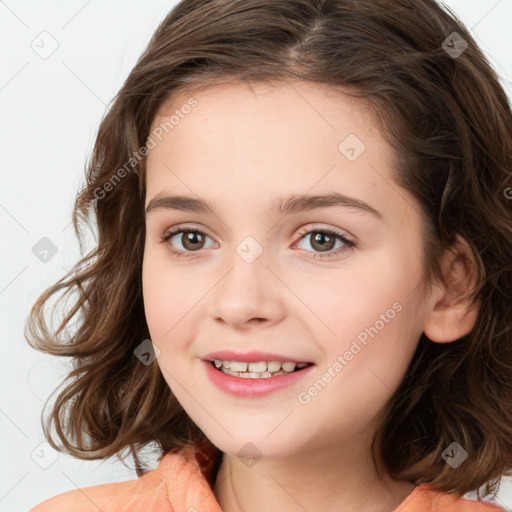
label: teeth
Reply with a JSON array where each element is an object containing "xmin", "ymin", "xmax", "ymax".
[
  {"xmin": 248, "ymin": 361, "xmax": 267, "ymax": 372},
  {"xmin": 281, "ymin": 362, "xmax": 296, "ymax": 372},
  {"xmin": 267, "ymin": 361, "xmax": 282, "ymax": 372},
  {"xmin": 230, "ymin": 361, "xmax": 248, "ymax": 372},
  {"xmin": 223, "ymin": 368, "xmax": 290, "ymax": 379},
  {"xmin": 213, "ymin": 359, "xmax": 311, "ymax": 378}
]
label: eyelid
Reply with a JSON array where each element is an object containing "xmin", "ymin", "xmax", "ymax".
[
  {"xmin": 160, "ymin": 222, "xmax": 357, "ymax": 259},
  {"xmin": 161, "ymin": 222, "xmax": 354, "ymax": 241},
  {"xmin": 161, "ymin": 224, "xmax": 217, "ymax": 245},
  {"xmin": 292, "ymin": 224, "xmax": 356, "ymax": 260},
  {"xmin": 295, "ymin": 223, "xmax": 355, "ymax": 243},
  {"xmin": 161, "ymin": 223, "xmax": 215, "ymax": 239}
]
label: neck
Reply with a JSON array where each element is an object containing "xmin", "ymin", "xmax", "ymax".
[{"xmin": 213, "ymin": 437, "xmax": 415, "ymax": 512}]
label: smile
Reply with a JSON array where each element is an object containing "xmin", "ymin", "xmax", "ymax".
[
  {"xmin": 204, "ymin": 359, "xmax": 315, "ymax": 397},
  {"xmin": 213, "ymin": 359, "xmax": 311, "ymax": 379}
]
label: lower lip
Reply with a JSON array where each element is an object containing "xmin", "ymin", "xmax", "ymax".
[{"xmin": 204, "ymin": 361, "xmax": 315, "ymax": 397}]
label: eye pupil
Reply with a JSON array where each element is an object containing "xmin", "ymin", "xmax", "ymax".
[
  {"xmin": 183, "ymin": 231, "xmax": 204, "ymax": 250},
  {"xmin": 311, "ymin": 232, "xmax": 335, "ymax": 251},
  {"xmin": 165, "ymin": 227, "xmax": 350, "ymax": 259}
]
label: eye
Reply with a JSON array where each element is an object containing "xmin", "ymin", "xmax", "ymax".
[
  {"xmin": 160, "ymin": 224, "xmax": 356, "ymax": 260},
  {"xmin": 160, "ymin": 225, "xmax": 215, "ymax": 258},
  {"xmin": 294, "ymin": 226, "xmax": 356, "ymax": 260}
]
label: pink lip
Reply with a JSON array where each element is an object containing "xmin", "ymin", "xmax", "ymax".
[
  {"xmin": 203, "ymin": 360, "xmax": 316, "ymax": 398},
  {"xmin": 203, "ymin": 350, "xmax": 313, "ymax": 363}
]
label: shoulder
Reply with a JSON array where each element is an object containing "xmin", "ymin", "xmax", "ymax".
[
  {"xmin": 397, "ymin": 483, "xmax": 507, "ymax": 512},
  {"xmin": 28, "ymin": 441, "xmax": 221, "ymax": 512},
  {"xmin": 28, "ymin": 467, "xmax": 169, "ymax": 512}
]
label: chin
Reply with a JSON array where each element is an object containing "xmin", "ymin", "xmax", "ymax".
[{"xmin": 201, "ymin": 424, "xmax": 302, "ymax": 461}]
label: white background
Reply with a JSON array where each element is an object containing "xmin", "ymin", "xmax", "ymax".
[{"xmin": 1, "ymin": 1, "xmax": 512, "ymax": 510}]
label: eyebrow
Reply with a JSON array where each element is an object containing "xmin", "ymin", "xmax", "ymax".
[{"xmin": 145, "ymin": 192, "xmax": 382, "ymax": 219}]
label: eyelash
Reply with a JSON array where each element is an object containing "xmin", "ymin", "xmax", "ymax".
[{"xmin": 159, "ymin": 225, "xmax": 357, "ymax": 260}]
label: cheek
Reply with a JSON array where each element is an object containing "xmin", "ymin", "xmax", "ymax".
[
  {"xmin": 333, "ymin": 259, "xmax": 423, "ymax": 378},
  {"xmin": 296, "ymin": 244, "xmax": 425, "ymax": 378},
  {"xmin": 142, "ymin": 250, "xmax": 191, "ymax": 341},
  {"xmin": 142, "ymin": 257, "xmax": 168, "ymax": 337},
  {"xmin": 142, "ymin": 249, "xmax": 213, "ymax": 377},
  {"xmin": 294, "ymin": 258, "xmax": 415, "ymax": 338},
  {"xmin": 141, "ymin": 259, "xmax": 197, "ymax": 396}
]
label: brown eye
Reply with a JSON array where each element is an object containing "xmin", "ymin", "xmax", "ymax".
[
  {"xmin": 161, "ymin": 226, "xmax": 215, "ymax": 254},
  {"xmin": 180, "ymin": 231, "xmax": 206, "ymax": 251},
  {"xmin": 295, "ymin": 227, "xmax": 356, "ymax": 260},
  {"xmin": 309, "ymin": 232, "xmax": 336, "ymax": 252}
]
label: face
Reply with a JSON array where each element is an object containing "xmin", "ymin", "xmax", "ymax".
[{"xmin": 142, "ymin": 80, "xmax": 431, "ymax": 460}]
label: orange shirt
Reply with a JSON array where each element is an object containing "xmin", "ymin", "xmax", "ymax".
[{"xmin": 29, "ymin": 440, "xmax": 506, "ymax": 512}]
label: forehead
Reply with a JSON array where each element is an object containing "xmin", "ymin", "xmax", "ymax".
[
  {"xmin": 147, "ymin": 80, "xmax": 393, "ymax": 178},
  {"xmin": 153, "ymin": 79, "xmax": 374, "ymax": 117},
  {"xmin": 150, "ymin": 80, "xmax": 379, "ymax": 141},
  {"xmin": 143, "ymin": 80, "xmax": 415, "ymax": 223}
]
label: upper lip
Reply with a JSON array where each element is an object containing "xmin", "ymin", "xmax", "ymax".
[{"xmin": 203, "ymin": 350, "xmax": 314, "ymax": 364}]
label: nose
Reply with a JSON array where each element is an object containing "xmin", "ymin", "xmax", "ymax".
[{"xmin": 207, "ymin": 242, "xmax": 286, "ymax": 330}]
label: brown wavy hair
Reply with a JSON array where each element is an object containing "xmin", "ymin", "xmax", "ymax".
[{"xmin": 25, "ymin": 0, "xmax": 512, "ymax": 500}]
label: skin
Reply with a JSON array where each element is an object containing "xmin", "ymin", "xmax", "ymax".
[{"xmin": 142, "ymin": 80, "xmax": 479, "ymax": 512}]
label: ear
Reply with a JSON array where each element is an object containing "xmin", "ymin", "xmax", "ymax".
[{"xmin": 423, "ymin": 234, "xmax": 481, "ymax": 343}]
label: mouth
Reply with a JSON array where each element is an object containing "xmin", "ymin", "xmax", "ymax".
[
  {"xmin": 208, "ymin": 359, "xmax": 315, "ymax": 379},
  {"xmin": 203, "ymin": 354, "xmax": 317, "ymax": 397}
]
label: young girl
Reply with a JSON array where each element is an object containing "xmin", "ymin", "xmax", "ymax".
[{"xmin": 26, "ymin": 0, "xmax": 512, "ymax": 511}]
